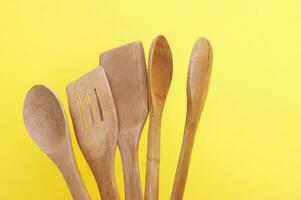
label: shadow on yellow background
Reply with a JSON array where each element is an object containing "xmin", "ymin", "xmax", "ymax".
[{"xmin": 1, "ymin": 0, "xmax": 301, "ymax": 199}]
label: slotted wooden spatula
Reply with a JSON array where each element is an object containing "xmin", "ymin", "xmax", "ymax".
[
  {"xmin": 100, "ymin": 41, "xmax": 148, "ymax": 200},
  {"xmin": 67, "ymin": 67, "xmax": 120, "ymax": 200}
]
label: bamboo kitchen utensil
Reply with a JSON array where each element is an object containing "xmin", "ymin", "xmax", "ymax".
[
  {"xmin": 171, "ymin": 37, "xmax": 213, "ymax": 200},
  {"xmin": 100, "ymin": 41, "xmax": 148, "ymax": 200},
  {"xmin": 145, "ymin": 35, "xmax": 173, "ymax": 200},
  {"xmin": 67, "ymin": 67, "xmax": 119, "ymax": 200},
  {"xmin": 23, "ymin": 85, "xmax": 90, "ymax": 200}
]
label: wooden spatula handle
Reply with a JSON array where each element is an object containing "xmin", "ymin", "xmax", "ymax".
[
  {"xmin": 90, "ymin": 158, "xmax": 120, "ymax": 200},
  {"xmin": 119, "ymin": 135, "xmax": 143, "ymax": 200}
]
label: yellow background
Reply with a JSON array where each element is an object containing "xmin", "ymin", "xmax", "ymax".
[{"xmin": 1, "ymin": 0, "xmax": 301, "ymax": 199}]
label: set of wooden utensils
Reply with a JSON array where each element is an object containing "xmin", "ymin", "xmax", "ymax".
[{"xmin": 22, "ymin": 35, "xmax": 213, "ymax": 200}]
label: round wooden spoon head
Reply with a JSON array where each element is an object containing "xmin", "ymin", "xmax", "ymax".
[
  {"xmin": 23, "ymin": 85, "xmax": 67, "ymax": 154},
  {"xmin": 187, "ymin": 37, "xmax": 213, "ymax": 123},
  {"xmin": 149, "ymin": 35, "xmax": 173, "ymax": 107}
]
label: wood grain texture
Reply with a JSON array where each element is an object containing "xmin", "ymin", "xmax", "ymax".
[
  {"xmin": 67, "ymin": 67, "xmax": 119, "ymax": 200},
  {"xmin": 145, "ymin": 35, "xmax": 173, "ymax": 200},
  {"xmin": 23, "ymin": 85, "xmax": 90, "ymax": 200},
  {"xmin": 171, "ymin": 37, "xmax": 213, "ymax": 200},
  {"xmin": 100, "ymin": 41, "xmax": 148, "ymax": 200}
]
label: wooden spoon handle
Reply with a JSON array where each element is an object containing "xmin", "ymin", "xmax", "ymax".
[
  {"xmin": 90, "ymin": 158, "xmax": 120, "ymax": 200},
  {"xmin": 54, "ymin": 144, "xmax": 90, "ymax": 200},
  {"xmin": 170, "ymin": 123, "xmax": 197, "ymax": 200},
  {"xmin": 145, "ymin": 109, "xmax": 162, "ymax": 200},
  {"xmin": 119, "ymin": 137, "xmax": 143, "ymax": 200}
]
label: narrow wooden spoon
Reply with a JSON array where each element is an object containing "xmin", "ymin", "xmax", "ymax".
[
  {"xmin": 171, "ymin": 37, "xmax": 213, "ymax": 200},
  {"xmin": 145, "ymin": 35, "xmax": 173, "ymax": 200},
  {"xmin": 23, "ymin": 85, "xmax": 90, "ymax": 200}
]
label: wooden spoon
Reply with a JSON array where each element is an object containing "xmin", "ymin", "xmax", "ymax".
[
  {"xmin": 100, "ymin": 41, "xmax": 148, "ymax": 200},
  {"xmin": 145, "ymin": 35, "xmax": 173, "ymax": 200},
  {"xmin": 171, "ymin": 37, "xmax": 213, "ymax": 200},
  {"xmin": 23, "ymin": 85, "xmax": 90, "ymax": 200},
  {"xmin": 67, "ymin": 67, "xmax": 119, "ymax": 200}
]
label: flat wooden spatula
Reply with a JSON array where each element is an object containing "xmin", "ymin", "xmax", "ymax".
[
  {"xmin": 100, "ymin": 41, "xmax": 148, "ymax": 200},
  {"xmin": 67, "ymin": 67, "xmax": 119, "ymax": 200}
]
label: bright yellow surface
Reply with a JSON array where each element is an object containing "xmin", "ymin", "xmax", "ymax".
[{"xmin": 1, "ymin": 0, "xmax": 301, "ymax": 199}]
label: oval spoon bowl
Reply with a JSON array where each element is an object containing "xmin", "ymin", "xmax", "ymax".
[{"xmin": 23, "ymin": 85, "xmax": 67, "ymax": 154}]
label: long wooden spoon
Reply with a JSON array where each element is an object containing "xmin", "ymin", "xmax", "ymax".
[
  {"xmin": 67, "ymin": 67, "xmax": 119, "ymax": 200},
  {"xmin": 100, "ymin": 41, "xmax": 148, "ymax": 200},
  {"xmin": 171, "ymin": 37, "xmax": 213, "ymax": 200},
  {"xmin": 23, "ymin": 85, "xmax": 90, "ymax": 200},
  {"xmin": 145, "ymin": 35, "xmax": 173, "ymax": 200}
]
